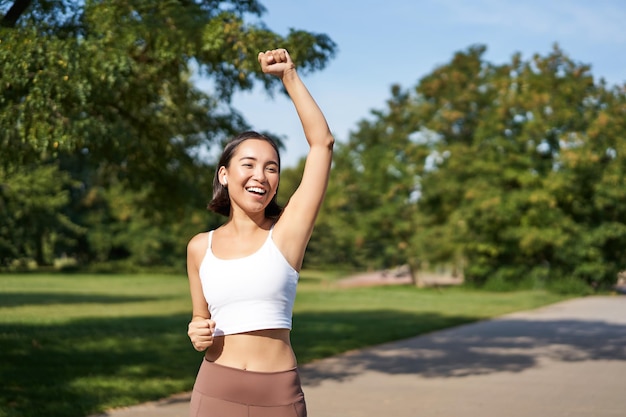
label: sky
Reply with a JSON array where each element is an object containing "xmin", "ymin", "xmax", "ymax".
[{"xmin": 222, "ymin": 0, "xmax": 626, "ymax": 167}]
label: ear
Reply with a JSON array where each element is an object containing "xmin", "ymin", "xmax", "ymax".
[{"xmin": 218, "ymin": 166, "xmax": 227, "ymax": 186}]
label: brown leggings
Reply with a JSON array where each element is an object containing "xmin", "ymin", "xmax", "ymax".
[{"xmin": 190, "ymin": 359, "xmax": 307, "ymax": 417}]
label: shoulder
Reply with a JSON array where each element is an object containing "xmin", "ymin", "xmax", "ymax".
[{"xmin": 187, "ymin": 232, "xmax": 209, "ymax": 256}]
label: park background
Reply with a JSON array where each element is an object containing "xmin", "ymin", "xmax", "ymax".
[{"xmin": 1, "ymin": 1, "xmax": 625, "ymax": 416}]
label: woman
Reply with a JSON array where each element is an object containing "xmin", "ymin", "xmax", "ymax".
[{"xmin": 186, "ymin": 48, "xmax": 334, "ymax": 417}]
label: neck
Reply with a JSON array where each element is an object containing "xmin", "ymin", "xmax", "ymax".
[{"xmin": 226, "ymin": 210, "xmax": 272, "ymax": 234}]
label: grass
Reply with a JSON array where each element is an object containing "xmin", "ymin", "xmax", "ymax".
[{"xmin": 0, "ymin": 271, "xmax": 572, "ymax": 417}]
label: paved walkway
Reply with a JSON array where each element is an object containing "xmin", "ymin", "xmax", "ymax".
[{"xmin": 93, "ymin": 296, "xmax": 626, "ymax": 417}]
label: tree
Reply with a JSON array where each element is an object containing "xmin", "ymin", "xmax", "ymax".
[
  {"xmin": 0, "ymin": 0, "xmax": 336, "ymax": 267},
  {"xmin": 311, "ymin": 85, "xmax": 429, "ymax": 273},
  {"xmin": 1, "ymin": 0, "xmax": 335, "ymax": 191},
  {"xmin": 319, "ymin": 44, "xmax": 626, "ymax": 291},
  {"xmin": 0, "ymin": 163, "xmax": 83, "ymax": 267},
  {"xmin": 409, "ymin": 45, "xmax": 626, "ymax": 289}
]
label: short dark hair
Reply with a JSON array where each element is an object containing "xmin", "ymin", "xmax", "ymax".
[{"xmin": 207, "ymin": 131, "xmax": 283, "ymax": 218}]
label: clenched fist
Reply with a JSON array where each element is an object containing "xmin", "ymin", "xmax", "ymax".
[
  {"xmin": 187, "ymin": 318, "xmax": 216, "ymax": 352},
  {"xmin": 258, "ymin": 48, "xmax": 296, "ymax": 78}
]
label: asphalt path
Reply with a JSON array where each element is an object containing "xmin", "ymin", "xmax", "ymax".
[{"xmin": 92, "ymin": 295, "xmax": 626, "ymax": 417}]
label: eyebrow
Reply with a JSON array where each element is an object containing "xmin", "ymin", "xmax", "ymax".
[{"xmin": 238, "ymin": 156, "xmax": 279, "ymax": 166}]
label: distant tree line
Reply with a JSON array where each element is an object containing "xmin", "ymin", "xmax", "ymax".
[
  {"xmin": 2, "ymin": 2, "xmax": 625, "ymax": 292},
  {"xmin": 310, "ymin": 45, "xmax": 626, "ymax": 292}
]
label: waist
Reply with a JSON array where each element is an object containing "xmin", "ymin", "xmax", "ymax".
[
  {"xmin": 205, "ymin": 328, "xmax": 296, "ymax": 372},
  {"xmin": 193, "ymin": 359, "xmax": 304, "ymax": 406}
]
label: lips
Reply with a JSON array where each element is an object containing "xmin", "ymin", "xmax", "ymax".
[{"xmin": 246, "ymin": 186, "xmax": 267, "ymax": 195}]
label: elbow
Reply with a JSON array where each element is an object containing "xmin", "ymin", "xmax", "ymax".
[
  {"xmin": 307, "ymin": 131, "xmax": 334, "ymax": 151},
  {"xmin": 324, "ymin": 133, "xmax": 335, "ymax": 150}
]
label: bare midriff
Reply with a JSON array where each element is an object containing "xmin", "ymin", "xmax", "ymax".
[{"xmin": 204, "ymin": 328, "xmax": 297, "ymax": 372}]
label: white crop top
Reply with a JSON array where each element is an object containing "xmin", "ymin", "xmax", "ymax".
[{"xmin": 198, "ymin": 227, "xmax": 299, "ymax": 336}]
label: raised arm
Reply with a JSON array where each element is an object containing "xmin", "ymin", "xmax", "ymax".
[{"xmin": 258, "ymin": 49, "xmax": 334, "ymax": 270}]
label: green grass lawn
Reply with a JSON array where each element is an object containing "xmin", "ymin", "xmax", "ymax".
[{"xmin": 0, "ymin": 271, "xmax": 572, "ymax": 417}]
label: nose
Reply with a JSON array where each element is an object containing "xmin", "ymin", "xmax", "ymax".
[{"xmin": 253, "ymin": 166, "xmax": 267, "ymax": 182}]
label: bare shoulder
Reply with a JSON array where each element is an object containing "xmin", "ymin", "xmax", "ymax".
[{"xmin": 187, "ymin": 232, "xmax": 209, "ymax": 258}]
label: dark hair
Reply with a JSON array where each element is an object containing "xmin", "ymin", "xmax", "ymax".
[{"xmin": 207, "ymin": 131, "xmax": 283, "ymax": 218}]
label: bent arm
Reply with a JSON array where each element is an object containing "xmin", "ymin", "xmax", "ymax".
[{"xmin": 186, "ymin": 233, "xmax": 215, "ymax": 351}]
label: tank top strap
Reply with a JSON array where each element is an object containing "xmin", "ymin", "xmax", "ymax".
[{"xmin": 207, "ymin": 230, "xmax": 214, "ymax": 251}]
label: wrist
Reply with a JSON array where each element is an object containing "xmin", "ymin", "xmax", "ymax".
[{"xmin": 281, "ymin": 65, "xmax": 298, "ymax": 83}]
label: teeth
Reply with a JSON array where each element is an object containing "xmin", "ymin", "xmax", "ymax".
[{"xmin": 246, "ymin": 187, "xmax": 266, "ymax": 195}]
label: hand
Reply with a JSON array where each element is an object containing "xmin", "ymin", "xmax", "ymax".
[
  {"xmin": 258, "ymin": 48, "xmax": 296, "ymax": 78},
  {"xmin": 187, "ymin": 319, "xmax": 216, "ymax": 352}
]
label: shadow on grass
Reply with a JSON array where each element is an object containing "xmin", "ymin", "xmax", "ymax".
[
  {"xmin": 0, "ymin": 293, "xmax": 165, "ymax": 307},
  {"xmin": 2, "ymin": 309, "xmax": 474, "ymax": 417},
  {"xmin": 4, "ymin": 308, "xmax": 626, "ymax": 417},
  {"xmin": 0, "ymin": 313, "xmax": 199, "ymax": 417},
  {"xmin": 297, "ymin": 313, "xmax": 626, "ymax": 386}
]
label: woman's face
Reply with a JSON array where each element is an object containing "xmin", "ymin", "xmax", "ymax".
[{"xmin": 220, "ymin": 139, "xmax": 280, "ymax": 215}]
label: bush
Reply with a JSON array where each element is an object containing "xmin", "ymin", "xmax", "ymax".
[{"xmin": 547, "ymin": 277, "xmax": 594, "ymax": 295}]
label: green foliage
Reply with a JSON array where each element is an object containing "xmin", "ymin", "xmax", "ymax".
[
  {"xmin": 1, "ymin": 0, "xmax": 336, "ymax": 165},
  {"xmin": 76, "ymin": 182, "xmax": 201, "ymax": 268},
  {"xmin": 319, "ymin": 44, "xmax": 626, "ymax": 291},
  {"xmin": 0, "ymin": 0, "xmax": 336, "ymax": 268},
  {"xmin": 419, "ymin": 45, "xmax": 626, "ymax": 289},
  {"xmin": 311, "ymin": 86, "xmax": 429, "ymax": 271},
  {"xmin": 0, "ymin": 163, "xmax": 84, "ymax": 267},
  {"xmin": 547, "ymin": 277, "xmax": 595, "ymax": 296}
]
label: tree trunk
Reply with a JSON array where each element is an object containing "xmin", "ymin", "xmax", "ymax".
[{"xmin": 407, "ymin": 258, "xmax": 424, "ymax": 288}]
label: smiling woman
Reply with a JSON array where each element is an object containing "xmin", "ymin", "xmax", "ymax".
[
  {"xmin": 208, "ymin": 131, "xmax": 283, "ymax": 218},
  {"xmin": 184, "ymin": 48, "xmax": 334, "ymax": 417}
]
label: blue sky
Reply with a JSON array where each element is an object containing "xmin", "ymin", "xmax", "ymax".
[{"xmin": 226, "ymin": 0, "xmax": 626, "ymax": 167}]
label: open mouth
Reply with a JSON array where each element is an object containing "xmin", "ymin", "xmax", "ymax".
[{"xmin": 246, "ymin": 186, "xmax": 267, "ymax": 196}]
